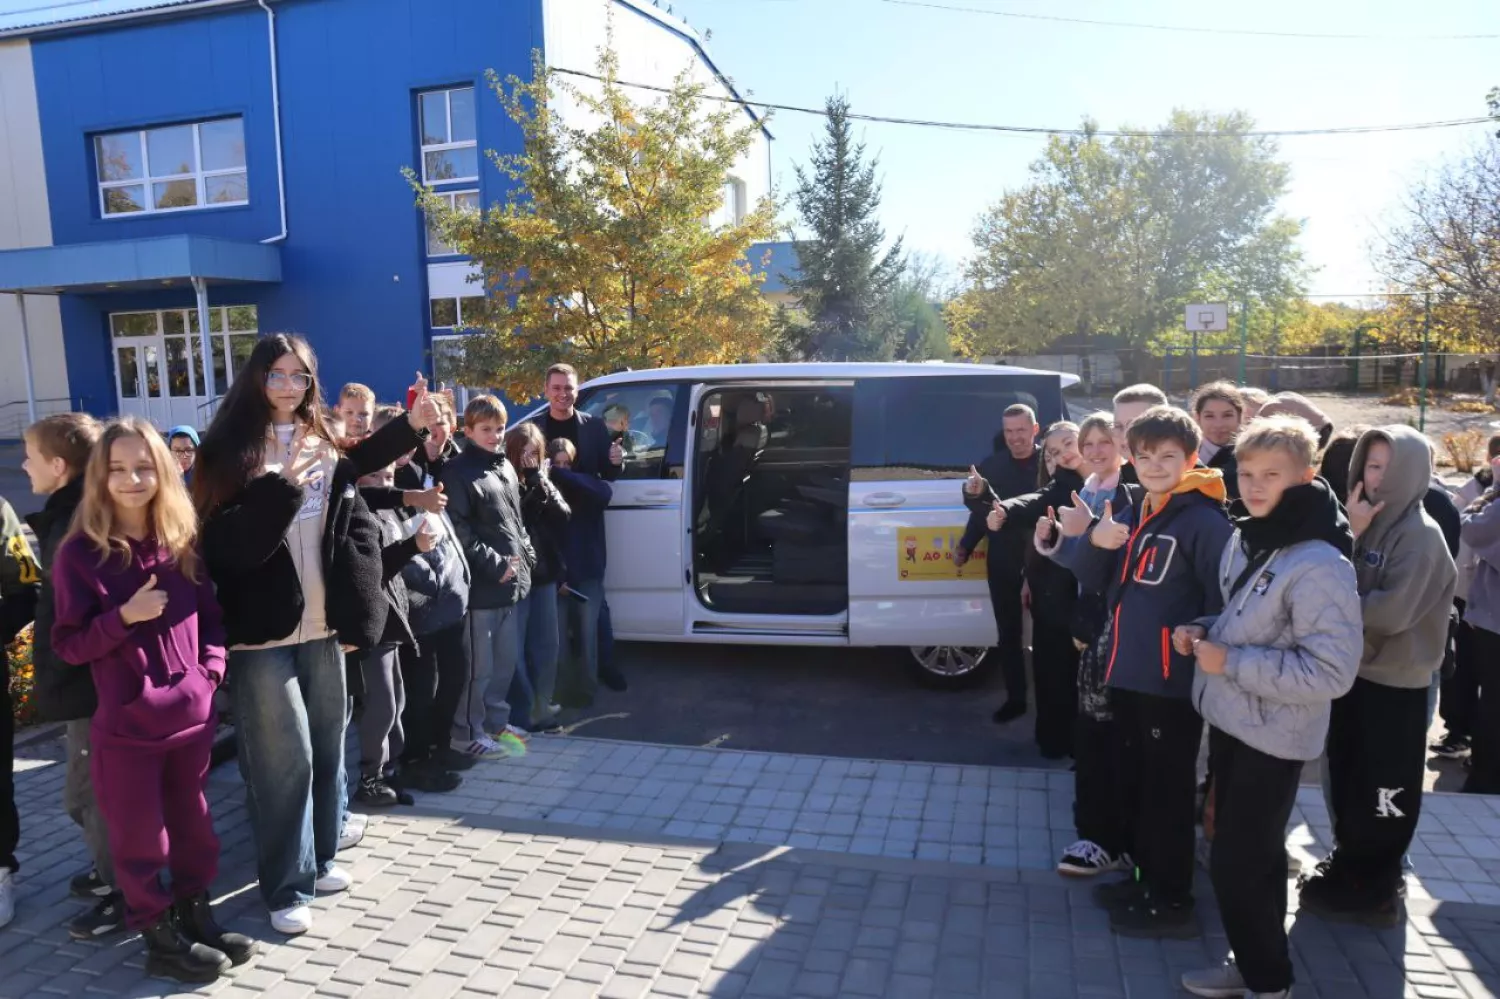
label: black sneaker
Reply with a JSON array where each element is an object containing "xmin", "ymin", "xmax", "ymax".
[
  {"xmin": 400, "ymin": 761, "xmax": 463, "ymax": 793},
  {"xmin": 1109, "ymin": 896, "xmax": 1200, "ymax": 939},
  {"xmin": 1057, "ymin": 841, "xmax": 1130, "ymax": 877},
  {"xmin": 438, "ymin": 748, "xmax": 478, "ymax": 772},
  {"xmin": 354, "ymin": 776, "xmax": 400, "ymax": 808},
  {"xmin": 598, "ymin": 668, "xmax": 629, "ymax": 693},
  {"xmin": 1431, "ymin": 737, "xmax": 1472, "ymax": 759},
  {"xmin": 1298, "ymin": 866, "xmax": 1402, "ymax": 928},
  {"xmin": 69, "ymin": 893, "xmax": 126, "ymax": 940},
  {"xmin": 70, "ymin": 868, "xmax": 112, "ymax": 899},
  {"xmin": 1092, "ymin": 877, "xmax": 1145, "ymax": 912}
]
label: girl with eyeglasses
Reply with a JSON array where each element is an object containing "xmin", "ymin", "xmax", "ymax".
[{"xmin": 190, "ymin": 334, "xmax": 440, "ymax": 935}]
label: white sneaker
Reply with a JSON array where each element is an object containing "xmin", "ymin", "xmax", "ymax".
[
  {"xmin": 0, "ymin": 869, "xmax": 14, "ymax": 928},
  {"xmin": 503, "ymin": 724, "xmax": 531, "ymax": 742},
  {"xmin": 452, "ymin": 736, "xmax": 509, "ymax": 760},
  {"xmin": 338, "ymin": 813, "xmax": 367, "ymax": 852},
  {"xmin": 1056, "ymin": 840, "xmax": 1129, "ymax": 877},
  {"xmin": 315, "ymin": 866, "xmax": 353, "ymax": 894},
  {"xmin": 270, "ymin": 904, "xmax": 313, "ymax": 935},
  {"xmin": 1181, "ymin": 959, "xmax": 1246, "ymax": 998}
]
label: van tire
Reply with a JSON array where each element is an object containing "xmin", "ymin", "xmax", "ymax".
[{"xmin": 904, "ymin": 646, "xmax": 994, "ymax": 688}]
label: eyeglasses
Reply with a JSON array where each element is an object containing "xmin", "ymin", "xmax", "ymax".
[
  {"xmin": 170, "ymin": 447, "xmax": 196, "ymax": 456},
  {"xmin": 266, "ymin": 371, "xmax": 313, "ymax": 391}
]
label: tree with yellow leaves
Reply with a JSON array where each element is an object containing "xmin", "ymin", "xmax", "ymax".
[{"xmin": 409, "ymin": 47, "xmax": 778, "ymax": 397}]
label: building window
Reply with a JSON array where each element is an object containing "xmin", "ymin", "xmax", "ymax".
[
  {"xmin": 95, "ymin": 118, "xmax": 248, "ymax": 217},
  {"xmin": 109, "ymin": 306, "xmax": 258, "ymax": 402},
  {"xmin": 419, "ymin": 87, "xmax": 478, "ymax": 184},
  {"xmin": 430, "ymin": 294, "xmax": 485, "ymax": 330},
  {"xmin": 712, "ymin": 177, "xmax": 747, "ymax": 227},
  {"xmin": 427, "ymin": 189, "xmax": 480, "ymax": 256}
]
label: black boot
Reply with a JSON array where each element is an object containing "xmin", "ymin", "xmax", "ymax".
[
  {"xmin": 175, "ymin": 892, "xmax": 259, "ymax": 966},
  {"xmin": 141, "ymin": 913, "xmax": 231, "ymax": 983}
]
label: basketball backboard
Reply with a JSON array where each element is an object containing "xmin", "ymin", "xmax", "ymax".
[{"xmin": 1185, "ymin": 303, "xmax": 1228, "ymax": 332}]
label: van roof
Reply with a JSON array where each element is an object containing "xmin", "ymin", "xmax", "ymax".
[{"xmin": 582, "ymin": 362, "xmax": 1080, "ymax": 390}]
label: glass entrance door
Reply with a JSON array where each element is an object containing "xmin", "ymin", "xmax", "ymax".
[{"xmin": 110, "ymin": 307, "xmax": 260, "ymax": 428}]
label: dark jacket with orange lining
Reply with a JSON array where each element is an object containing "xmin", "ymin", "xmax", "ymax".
[{"xmin": 1067, "ymin": 468, "xmax": 1234, "ymax": 700}]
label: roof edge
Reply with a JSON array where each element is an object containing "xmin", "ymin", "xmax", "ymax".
[{"xmin": 0, "ymin": 0, "xmax": 247, "ymax": 41}]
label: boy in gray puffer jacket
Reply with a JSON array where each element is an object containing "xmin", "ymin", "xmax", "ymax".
[
  {"xmin": 1175, "ymin": 416, "xmax": 1361, "ymax": 999},
  {"xmin": 1299, "ymin": 424, "xmax": 1456, "ymax": 927}
]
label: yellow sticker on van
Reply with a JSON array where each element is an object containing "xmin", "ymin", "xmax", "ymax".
[{"xmin": 898, "ymin": 528, "xmax": 987, "ymax": 581}]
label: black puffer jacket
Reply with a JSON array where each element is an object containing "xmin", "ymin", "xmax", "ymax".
[
  {"xmin": 368, "ymin": 509, "xmax": 420, "ymax": 650},
  {"xmin": 440, "ymin": 445, "xmax": 536, "ymax": 609},
  {"xmin": 201, "ymin": 417, "xmax": 423, "ymax": 649},
  {"xmin": 26, "ymin": 479, "xmax": 91, "ymax": 721}
]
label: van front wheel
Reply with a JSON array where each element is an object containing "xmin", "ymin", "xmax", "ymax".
[{"xmin": 905, "ymin": 645, "xmax": 993, "ymax": 688}]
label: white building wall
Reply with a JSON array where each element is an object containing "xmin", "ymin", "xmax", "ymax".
[
  {"xmin": 0, "ymin": 39, "xmax": 68, "ymax": 438},
  {"xmin": 542, "ymin": 0, "xmax": 773, "ymax": 216}
]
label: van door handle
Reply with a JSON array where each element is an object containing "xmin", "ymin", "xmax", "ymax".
[
  {"xmin": 640, "ymin": 490, "xmax": 674, "ymax": 504},
  {"xmin": 862, "ymin": 492, "xmax": 907, "ymax": 508}
]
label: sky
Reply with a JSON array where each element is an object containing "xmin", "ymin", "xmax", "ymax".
[{"xmin": 644, "ymin": 0, "xmax": 1500, "ymax": 299}]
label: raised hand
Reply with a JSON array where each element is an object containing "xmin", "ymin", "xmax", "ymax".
[
  {"xmin": 120, "ymin": 575, "xmax": 169, "ymax": 625},
  {"xmin": 1346, "ymin": 482, "xmax": 1385, "ymax": 540},
  {"xmin": 986, "ymin": 502, "xmax": 1006, "ymax": 532},
  {"xmin": 407, "ymin": 371, "xmax": 441, "ymax": 432},
  {"xmin": 1034, "ymin": 506, "xmax": 1059, "ymax": 549},
  {"xmin": 1058, "ymin": 491, "xmax": 1094, "ymax": 538},
  {"xmin": 964, "ymin": 465, "xmax": 984, "ymax": 497},
  {"xmin": 1172, "ymin": 624, "xmax": 1206, "ymax": 656},
  {"xmin": 406, "ymin": 482, "xmax": 447, "ymax": 513},
  {"xmin": 1091, "ymin": 500, "xmax": 1131, "ymax": 551}
]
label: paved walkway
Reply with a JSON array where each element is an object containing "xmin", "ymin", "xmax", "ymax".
[{"xmin": 6, "ymin": 734, "xmax": 1500, "ymax": 998}]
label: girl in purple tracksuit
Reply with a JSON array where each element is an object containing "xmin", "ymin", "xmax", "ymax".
[{"xmin": 50, "ymin": 418, "xmax": 256, "ymax": 984}]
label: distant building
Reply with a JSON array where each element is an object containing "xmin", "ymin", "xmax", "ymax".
[{"xmin": 0, "ymin": 0, "xmax": 771, "ymax": 434}]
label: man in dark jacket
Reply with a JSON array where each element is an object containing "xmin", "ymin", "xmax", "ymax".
[
  {"xmin": 442, "ymin": 395, "xmax": 536, "ymax": 760},
  {"xmin": 530, "ymin": 363, "xmax": 628, "ymax": 691},
  {"xmin": 22, "ymin": 413, "xmax": 120, "ymax": 938},
  {"xmin": 956, "ymin": 404, "xmax": 1039, "ymax": 723},
  {"xmin": 0, "ymin": 495, "xmax": 39, "ymax": 928}
]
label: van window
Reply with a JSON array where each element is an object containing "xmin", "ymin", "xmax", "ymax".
[
  {"xmin": 578, "ymin": 383, "xmax": 687, "ymax": 479},
  {"xmin": 850, "ymin": 374, "xmax": 1064, "ymax": 478}
]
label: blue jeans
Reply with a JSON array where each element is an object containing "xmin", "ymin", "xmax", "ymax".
[
  {"xmin": 230, "ymin": 637, "xmax": 347, "ymax": 911},
  {"xmin": 509, "ymin": 586, "xmax": 561, "ymax": 730},
  {"xmin": 460, "ymin": 605, "xmax": 520, "ymax": 740}
]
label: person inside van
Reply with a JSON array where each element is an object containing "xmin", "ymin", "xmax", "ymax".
[
  {"xmin": 647, "ymin": 395, "xmax": 673, "ymax": 449},
  {"xmin": 956, "ymin": 403, "xmax": 1040, "ymax": 725}
]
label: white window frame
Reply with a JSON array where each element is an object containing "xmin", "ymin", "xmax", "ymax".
[
  {"xmin": 96, "ymin": 118, "xmax": 249, "ymax": 218},
  {"xmin": 429, "ymin": 294, "xmax": 485, "ymax": 331},
  {"xmin": 419, "ymin": 87, "xmax": 478, "ymax": 184},
  {"xmin": 108, "ymin": 305, "xmax": 260, "ymax": 396},
  {"xmin": 426, "ymin": 189, "xmax": 480, "ymax": 257}
]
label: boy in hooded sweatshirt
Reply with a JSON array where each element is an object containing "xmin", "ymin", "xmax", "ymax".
[
  {"xmin": 1297, "ymin": 424, "xmax": 1456, "ymax": 926},
  {"xmin": 1173, "ymin": 416, "xmax": 1362, "ymax": 999},
  {"xmin": 1065, "ymin": 406, "xmax": 1233, "ymax": 938}
]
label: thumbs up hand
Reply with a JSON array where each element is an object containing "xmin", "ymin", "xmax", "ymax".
[
  {"xmin": 121, "ymin": 575, "xmax": 169, "ymax": 625},
  {"xmin": 1035, "ymin": 506, "xmax": 1060, "ymax": 550},
  {"xmin": 964, "ymin": 465, "xmax": 984, "ymax": 497},
  {"xmin": 1091, "ymin": 500, "xmax": 1131, "ymax": 551},
  {"xmin": 986, "ymin": 501, "xmax": 1006, "ymax": 532},
  {"xmin": 406, "ymin": 482, "xmax": 447, "ymax": 513},
  {"xmin": 1057, "ymin": 490, "xmax": 1094, "ymax": 538}
]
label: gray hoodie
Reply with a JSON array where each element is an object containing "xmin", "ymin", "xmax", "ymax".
[
  {"xmin": 1348, "ymin": 426, "xmax": 1457, "ymax": 688},
  {"xmin": 1460, "ymin": 494, "xmax": 1500, "ymax": 636}
]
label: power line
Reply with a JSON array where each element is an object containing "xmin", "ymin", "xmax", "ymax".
[
  {"xmin": 551, "ymin": 67, "xmax": 1496, "ymax": 139},
  {"xmin": 768, "ymin": 0, "xmax": 1500, "ymax": 41}
]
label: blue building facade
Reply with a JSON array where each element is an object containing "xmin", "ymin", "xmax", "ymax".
[{"xmin": 0, "ymin": 0, "xmax": 773, "ymax": 431}]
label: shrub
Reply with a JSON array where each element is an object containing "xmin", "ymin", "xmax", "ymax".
[
  {"xmin": 8, "ymin": 623, "xmax": 36, "ymax": 726},
  {"xmin": 1444, "ymin": 429, "xmax": 1489, "ymax": 474}
]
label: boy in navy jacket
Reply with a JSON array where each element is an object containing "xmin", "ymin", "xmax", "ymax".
[{"xmin": 1064, "ymin": 406, "xmax": 1233, "ymax": 938}]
